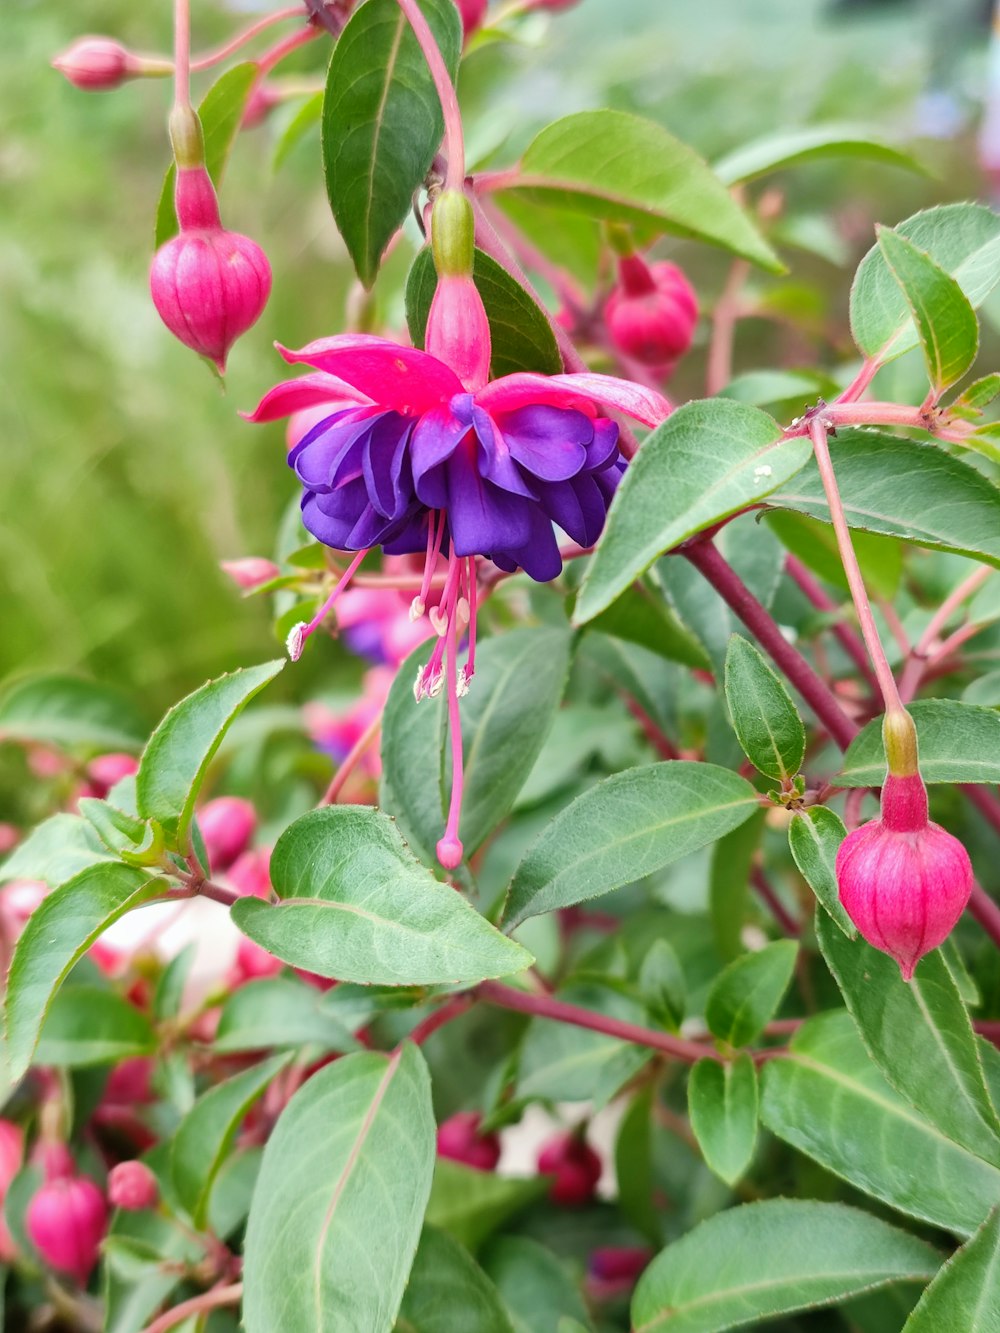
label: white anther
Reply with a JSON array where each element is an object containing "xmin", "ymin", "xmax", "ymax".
[
  {"xmin": 409, "ymin": 597, "xmax": 426, "ymax": 622},
  {"xmin": 455, "ymin": 597, "xmax": 471, "ymax": 631},
  {"xmin": 286, "ymin": 622, "xmax": 307, "ymax": 662},
  {"xmin": 456, "ymin": 667, "xmax": 470, "ymax": 698},
  {"xmin": 429, "ymin": 607, "xmax": 449, "ymax": 637}
]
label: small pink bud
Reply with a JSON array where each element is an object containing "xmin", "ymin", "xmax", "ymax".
[
  {"xmin": 27, "ymin": 1174, "xmax": 107, "ymax": 1285},
  {"xmin": 107, "ymin": 1161, "xmax": 158, "ymax": 1212},
  {"xmin": 226, "ymin": 847, "xmax": 273, "ymax": 899},
  {"xmin": 52, "ymin": 37, "xmax": 135, "ymax": 91},
  {"xmin": 231, "ymin": 935, "xmax": 284, "ymax": 985},
  {"xmin": 0, "ymin": 823, "xmax": 20, "ymax": 854},
  {"xmin": 604, "ymin": 257, "xmax": 698, "ymax": 369},
  {"xmin": 103, "ymin": 1057, "xmax": 155, "ymax": 1107},
  {"xmin": 537, "ymin": 1131, "xmax": 602, "ymax": 1206},
  {"xmin": 221, "ymin": 557, "xmax": 280, "ymax": 590},
  {"xmin": 198, "ymin": 797, "xmax": 257, "ymax": 872},
  {"xmin": 588, "ymin": 1246, "xmax": 653, "ymax": 1285},
  {"xmin": 242, "ymin": 82, "xmax": 282, "ymax": 129},
  {"xmin": 0, "ymin": 1122, "xmax": 24, "ymax": 1199},
  {"xmin": 436, "ymin": 834, "xmax": 464, "ymax": 871},
  {"xmin": 86, "ymin": 752, "xmax": 139, "ymax": 799},
  {"xmin": 457, "ymin": 0, "xmax": 488, "ymax": 37},
  {"xmin": 836, "ymin": 773, "xmax": 973, "ymax": 981},
  {"xmin": 436, "ymin": 1112, "xmax": 501, "ymax": 1171},
  {"xmin": 150, "ymin": 166, "xmax": 271, "ymax": 373}
]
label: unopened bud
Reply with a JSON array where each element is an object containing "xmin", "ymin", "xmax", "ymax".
[
  {"xmin": 537, "ymin": 1131, "xmax": 602, "ymax": 1206},
  {"xmin": 52, "ymin": 37, "xmax": 170, "ymax": 92},
  {"xmin": 604, "ymin": 256, "xmax": 698, "ymax": 369},
  {"xmin": 221, "ymin": 557, "xmax": 281, "ymax": 591},
  {"xmin": 86, "ymin": 753, "xmax": 139, "ymax": 799},
  {"xmin": 436, "ymin": 835, "xmax": 464, "ymax": 870},
  {"xmin": 27, "ymin": 1174, "xmax": 107, "ymax": 1285},
  {"xmin": 436, "ymin": 1112, "xmax": 501, "ymax": 1171},
  {"xmin": 107, "ymin": 1161, "xmax": 158, "ymax": 1212},
  {"xmin": 198, "ymin": 796, "xmax": 257, "ymax": 872}
]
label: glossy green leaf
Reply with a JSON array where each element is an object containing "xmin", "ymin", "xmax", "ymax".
[
  {"xmin": 242, "ymin": 1047, "xmax": 435, "ymax": 1332},
  {"xmin": 575, "ymin": 399, "xmax": 810, "ymax": 623},
  {"xmin": 214, "ymin": 975, "xmax": 359, "ymax": 1054},
  {"xmin": 0, "ymin": 813, "xmax": 113, "ymax": 886},
  {"xmin": 135, "ymin": 659, "xmax": 284, "ymax": 841},
  {"xmin": 152, "ymin": 943, "xmax": 196, "ymax": 1023},
  {"xmin": 952, "ymin": 373, "xmax": 1000, "ymax": 413},
  {"xmin": 766, "ymin": 431, "xmax": 1000, "ymax": 567},
  {"xmin": 405, "ymin": 246, "xmax": 561, "ymax": 377},
  {"xmin": 583, "ymin": 583, "xmax": 710, "ymax": 671},
  {"xmin": 875, "ymin": 227, "xmax": 979, "ymax": 393},
  {"xmin": 172, "ymin": 1052, "xmax": 291, "ymax": 1226},
  {"xmin": 395, "ymin": 1226, "xmax": 516, "ymax": 1333},
  {"xmin": 232, "ymin": 806, "xmax": 532, "ymax": 985},
  {"xmin": 5, "ymin": 862, "xmax": 162, "ymax": 1081},
  {"xmin": 502, "ymin": 761, "xmax": 759, "ymax": 928},
  {"xmin": 0, "ymin": 673, "xmax": 146, "ymax": 751},
  {"xmin": 724, "ymin": 634, "xmax": 806, "ymax": 780},
  {"xmin": 322, "ymin": 0, "xmax": 462, "ymax": 287},
  {"xmin": 713, "ymin": 124, "xmax": 925, "ymax": 186},
  {"xmin": 761, "ymin": 1011, "xmax": 1000, "ymax": 1236},
  {"xmin": 904, "ymin": 1207, "xmax": 1000, "ymax": 1331},
  {"xmin": 483, "ymin": 1237, "xmax": 593, "ymax": 1333},
  {"xmin": 788, "ymin": 807, "xmax": 855, "ymax": 937},
  {"xmin": 381, "ymin": 629, "xmax": 571, "ymax": 861},
  {"xmin": 511, "ymin": 111, "xmax": 782, "ymax": 272},
  {"xmin": 425, "ymin": 1160, "xmax": 547, "ymax": 1253},
  {"xmin": 687, "ymin": 1054, "xmax": 758, "ymax": 1186},
  {"xmin": 840, "ymin": 699, "xmax": 1000, "ymax": 786},
  {"xmin": 639, "ymin": 939, "xmax": 687, "ymax": 1030},
  {"xmin": 705, "ymin": 940, "xmax": 798, "ymax": 1048},
  {"xmin": 36, "ymin": 986, "xmax": 155, "ymax": 1067},
  {"xmin": 631, "ymin": 1199, "xmax": 939, "ymax": 1333},
  {"xmin": 850, "ymin": 203, "xmax": 1000, "ymax": 364},
  {"xmin": 154, "ymin": 64, "xmax": 257, "ymax": 248},
  {"xmin": 765, "ymin": 510, "xmax": 903, "ymax": 600},
  {"xmin": 817, "ymin": 914, "xmax": 1000, "ymax": 1165}
]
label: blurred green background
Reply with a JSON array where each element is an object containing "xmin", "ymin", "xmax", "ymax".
[{"xmin": 0, "ymin": 0, "xmax": 993, "ymax": 724}]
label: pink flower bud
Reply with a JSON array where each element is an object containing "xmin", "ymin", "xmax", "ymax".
[
  {"xmin": 52, "ymin": 37, "xmax": 137, "ymax": 91},
  {"xmin": 836, "ymin": 773, "xmax": 973, "ymax": 981},
  {"xmin": 104, "ymin": 1057, "xmax": 155, "ymax": 1107},
  {"xmin": 220, "ymin": 557, "xmax": 281, "ymax": 590},
  {"xmin": 457, "ymin": 0, "xmax": 488, "ymax": 37},
  {"xmin": 230, "ymin": 935, "xmax": 284, "ymax": 986},
  {"xmin": 0, "ymin": 823, "xmax": 20, "ymax": 854},
  {"xmin": 198, "ymin": 797, "xmax": 257, "ymax": 872},
  {"xmin": 86, "ymin": 752, "xmax": 139, "ymax": 799},
  {"xmin": 436, "ymin": 1111, "xmax": 501, "ymax": 1171},
  {"xmin": 0, "ymin": 1122, "xmax": 24, "ymax": 1198},
  {"xmin": 588, "ymin": 1246, "xmax": 652, "ymax": 1285},
  {"xmin": 107, "ymin": 1161, "xmax": 159, "ymax": 1212},
  {"xmin": 604, "ymin": 256, "xmax": 698, "ymax": 368},
  {"xmin": 226, "ymin": 847, "xmax": 273, "ymax": 899},
  {"xmin": 536, "ymin": 1131, "xmax": 602, "ymax": 1206},
  {"xmin": 150, "ymin": 166, "xmax": 271, "ymax": 373},
  {"xmin": 27, "ymin": 1174, "xmax": 107, "ymax": 1285}
]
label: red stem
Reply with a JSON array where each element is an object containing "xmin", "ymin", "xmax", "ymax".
[
  {"xmin": 320, "ymin": 711, "xmax": 382, "ymax": 805},
  {"xmin": 751, "ymin": 867, "xmax": 800, "ymax": 937},
  {"xmin": 138, "ymin": 1283, "xmax": 243, "ymax": 1333},
  {"xmin": 408, "ymin": 995, "xmax": 472, "ymax": 1045}
]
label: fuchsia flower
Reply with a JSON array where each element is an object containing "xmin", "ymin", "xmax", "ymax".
[
  {"xmin": 107, "ymin": 1161, "xmax": 159, "ymax": 1212},
  {"xmin": 436, "ymin": 1111, "xmax": 501, "ymax": 1171},
  {"xmin": 27, "ymin": 1157, "xmax": 107, "ymax": 1286},
  {"xmin": 247, "ymin": 189, "xmax": 669, "ymax": 865},
  {"xmin": 52, "ymin": 37, "xmax": 169, "ymax": 91},
  {"xmin": 605, "ymin": 255, "xmax": 698, "ymax": 370}
]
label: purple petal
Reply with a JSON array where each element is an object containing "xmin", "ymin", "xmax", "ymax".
[
  {"xmin": 542, "ymin": 473, "xmax": 611, "ymax": 548},
  {"xmin": 507, "ymin": 507, "xmax": 563, "ymax": 582},
  {"xmin": 289, "ymin": 409, "xmax": 377, "ymax": 492},
  {"xmin": 447, "ymin": 455, "xmax": 533, "ymax": 557},
  {"xmin": 479, "ymin": 371, "xmax": 671, "ymax": 429},
  {"xmin": 584, "ymin": 419, "xmax": 621, "ymax": 472},
  {"xmin": 494, "ymin": 404, "xmax": 590, "ymax": 482},
  {"xmin": 472, "ymin": 405, "xmax": 536, "ymax": 498},
  {"xmin": 411, "ymin": 407, "xmax": 467, "ymax": 497},
  {"xmin": 362, "ymin": 416, "xmax": 413, "ymax": 519}
]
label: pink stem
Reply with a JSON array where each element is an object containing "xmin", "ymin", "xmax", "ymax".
[
  {"xmin": 785, "ymin": 555, "xmax": 878, "ymax": 689},
  {"xmin": 915, "ymin": 566, "xmax": 990, "ymax": 657},
  {"xmin": 751, "ymin": 866, "xmax": 800, "ymax": 936},
  {"xmin": 439, "ymin": 574, "xmax": 466, "ymax": 861},
  {"xmin": 320, "ymin": 711, "xmax": 383, "ymax": 805},
  {"xmin": 967, "ymin": 880, "xmax": 1000, "ymax": 954},
  {"xmin": 302, "ymin": 548, "xmax": 369, "ymax": 639},
  {"xmin": 466, "ymin": 556, "xmax": 478, "ymax": 678},
  {"xmin": 174, "ymin": 0, "xmax": 191, "ymax": 108},
  {"xmin": 138, "ymin": 1283, "xmax": 243, "ymax": 1333},
  {"xmin": 808, "ymin": 420, "xmax": 903, "ymax": 715},
  {"xmin": 393, "ymin": 0, "xmax": 464, "ymax": 188},
  {"xmin": 255, "ymin": 24, "xmax": 320, "ymax": 77},
  {"xmin": 706, "ymin": 258, "xmax": 750, "ymax": 396},
  {"xmin": 835, "ymin": 357, "xmax": 881, "ymax": 404},
  {"xmin": 191, "ymin": 5, "xmax": 306, "ymax": 69},
  {"xmin": 926, "ymin": 619, "xmax": 986, "ymax": 668}
]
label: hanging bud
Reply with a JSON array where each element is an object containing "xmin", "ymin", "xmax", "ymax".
[
  {"xmin": 149, "ymin": 108, "xmax": 271, "ymax": 373},
  {"xmin": 221, "ymin": 556, "xmax": 281, "ymax": 590},
  {"xmin": 27, "ymin": 1173, "xmax": 108, "ymax": 1285},
  {"xmin": 52, "ymin": 37, "xmax": 171, "ymax": 92},
  {"xmin": 198, "ymin": 796, "xmax": 257, "ymax": 872},
  {"xmin": 436, "ymin": 1112, "xmax": 501, "ymax": 1171},
  {"xmin": 836, "ymin": 710, "xmax": 973, "ymax": 981},
  {"xmin": 604, "ymin": 255, "xmax": 698, "ymax": 369},
  {"xmin": 536, "ymin": 1131, "xmax": 602, "ymax": 1206},
  {"xmin": 456, "ymin": 0, "xmax": 489, "ymax": 38},
  {"xmin": 107, "ymin": 1161, "xmax": 159, "ymax": 1212}
]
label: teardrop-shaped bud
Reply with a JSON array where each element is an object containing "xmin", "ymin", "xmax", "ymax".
[
  {"xmin": 604, "ymin": 256, "xmax": 698, "ymax": 369},
  {"xmin": 436, "ymin": 1111, "xmax": 501, "ymax": 1171},
  {"xmin": 27, "ymin": 1174, "xmax": 108, "ymax": 1285}
]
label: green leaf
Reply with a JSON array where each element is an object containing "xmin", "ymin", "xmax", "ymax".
[
  {"xmin": 709, "ymin": 811, "xmax": 765, "ymax": 961},
  {"xmin": 760, "ymin": 1011, "xmax": 1000, "ymax": 1236},
  {"xmin": 0, "ymin": 813, "xmax": 113, "ymax": 886},
  {"xmin": 788, "ymin": 807, "xmax": 856, "ymax": 937},
  {"xmin": 214, "ymin": 975, "xmax": 359, "ymax": 1054},
  {"xmin": 574, "ymin": 399, "xmax": 811, "ymax": 623},
  {"xmin": 951, "ymin": 373, "xmax": 1000, "ymax": 414},
  {"xmin": 841, "ymin": 699, "xmax": 1000, "ymax": 785},
  {"xmin": 381, "ymin": 629, "xmax": 571, "ymax": 861},
  {"xmin": 0, "ymin": 673, "xmax": 146, "ymax": 751},
  {"xmin": 765, "ymin": 510, "xmax": 903, "ymax": 600},
  {"xmin": 501, "ymin": 761, "xmax": 759, "ymax": 928},
  {"xmin": 517, "ymin": 981, "xmax": 651, "ymax": 1103},
  {"xmin": 511, "ymin": 111, "xmax": 782, "ymax": 272},
  {"xmin": 242, "ymin": 1046, "xmax": 435, "ymax": 1332},
  {"xmin": 135, "ymin": 660, "xmax": 284, "ymax": 842},
  {"xmin": 153, "ymin": 943, "xmax": 196, "ymax": 1023},
  {"xmin": 615, "ymin": 1085, "xmax": 662, "ymax": 1245},
  {"xmin": 875, "ymin": 227, "xmax": 979, "ymax": 393},
  {"xmin": 687, "ymin": 1054, "xmax": 758, "ymax": 1187},
  {"xmin": 36, "ymin": 986, "xmax": 155, "ymax": 1067},
  {"xmin": 583, "ymin": 583, "xmax": 711, "ymax": 671},
  {"xmin": 903, "ymin": 1207, "xmax": 1000, "ymax": 1331},
  {"xmin": 705, "ymin": 940, "xmax": 798, "ymax": 1048},
  {"xmin": 396, "ymin": 1226, "xmax": 516, "ymax": 1333},
  {"xmin": 273, "ymin": 90, "xmax": 323, "ymax": 171},
  {"xmin": 483, "ymin": 1237, "xmax": 593, "ymax": 1333},
  {"xmin": 154, "ymin": 64, "xmax": 258, "ymax": 249},
  {"xmin": 425, "ymin": 1159, "xmax": 547, "ymax": 1253},
  {"xmin": 322, "ymin": 0, "xmax": 462, "ymax": 287},
  {"xmin": 817, "ymin": 914, "xmax": 1000, "ymax": 1166},
  {"xmin": 766, "ymin": 431, "xmax": 1000, "ymax": 567},
  {"xmin": 5, "ymin": 862, "xmax": 161, "ymax": 1081},
  {"xmin": 850, "ymin": 203, "xmax": 1000, "ymax": 364},
  {"xmin": 231, "ymin": 806, "xmax": 532, "ymax": 985},
  {"xmin": 172, "ymin": 1052, "xmax": 292, "ymax": 1227},
  {"xmin": 631, "ymin": 1199, "xmax": 939, "ymax": 1333},
  {"xmin": 639, "ymin": 939, "xmax": 687, "ymax": 1031},
  {"xmin": 713, "ymin": 124, "xmax": 925, "ymax": 186},
  {"xmin": 724, "ymin": 634, "xmax": 806, "ymax": 781},
  {"xmin": 405, "ymin": 247, "xmax": 561, "ymax": 377}
]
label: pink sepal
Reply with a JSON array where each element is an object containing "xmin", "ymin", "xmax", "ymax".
[
  {"xmin": 276, "ymin": 336, "xmax": 463, "ymax": 415},
  {"xmin": 241, "ymin": 372, "xmax": 372, "ymax": 423},
  {"xmin": 479, "ymin": 371, "xmax": 671, "ymax": 428}
]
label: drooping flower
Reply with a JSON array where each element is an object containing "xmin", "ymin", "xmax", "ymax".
[
  {"xmin": 27, "ymin": 1167, "xmax": 107, "ymax": 1286},
  {"xmin": 604, "ymin": 254, "xmax": 698, "ymax": 370},
  {"xmin": 436, "ymin": 1111, "xmax": 501, "ymax": 1171},
  {"xmin": 247, "ymin": 190, "xmax": 670, "ymax": 865}
]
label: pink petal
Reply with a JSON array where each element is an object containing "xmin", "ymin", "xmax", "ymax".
[
  {"xmin": 277, "ymin": 335, "xmax": 462, "ymax": 415},
  {"xmin": 241, "ymin": 372, "xmax": 372, "ymax": 423},
  {"xmin": 479, "ymin": 372, "xmax": 671, "ymax": 429}
]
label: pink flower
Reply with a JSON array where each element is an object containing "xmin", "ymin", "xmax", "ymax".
[
  {"xmin": 537, "ymin": 1131, "xmax": 602, "ymax": 1206},
  {"xmin": 836, "ymin": 771, "xmax": 973, "ymax": 980},
  {"xmin": 436, "ymin": 1111, "xmax": 501, "ymax": 1171},
  {"xmin": 52, "ymin": 37, "xmax": 159, "ymax": 91},
  {"xmin": 605, "ymin": 255, "xmax": 698, "ymax": 369},
  {"xmin": 304, "ymin": 666, "xmax": 394, "ymax": 780},
  {"xmin": 198, "ymin": 796, "xmax": 257, "ymax": 872},
  {"xmin": 221, "ymin": 557, "xmax": 281, "ymax": 590},
  {"xmin": 107, "ymin": 1161, "xmax": 159, "ymax": 1212},
  {"xmin": 0, "ymin": 1121, "xmax": 24, "ymax": 1263},
  {"xmin": 27, "ymin": 1170, "xmax": 107, "ymax": 1286}
]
